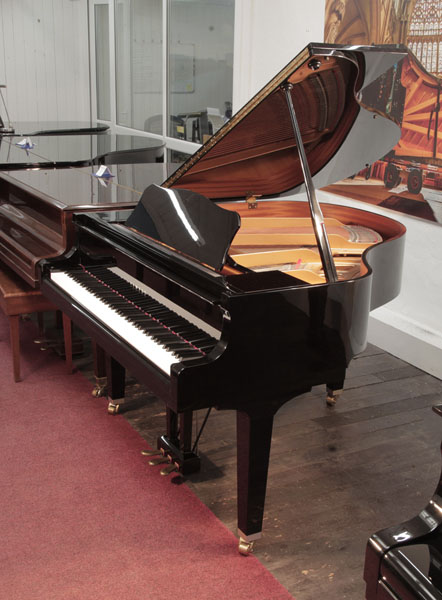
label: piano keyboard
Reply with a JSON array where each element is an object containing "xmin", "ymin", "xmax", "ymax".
[{"xmin": 50, "ymin": 265, "xmax": 221, "ymax": 375}]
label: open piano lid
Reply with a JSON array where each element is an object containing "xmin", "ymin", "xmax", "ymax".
[
  {"xmin": 163, "ymin": 43, "xmax": 409, "ymax": 199},
  {"xmin": 124, "ymin": 43, "xmax": 408, "ymax": 273}
]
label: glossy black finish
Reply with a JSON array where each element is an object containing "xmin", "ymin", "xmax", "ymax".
[
  {"xmin": 0, "ymin": 134, "xmax": 163, "ymax": 170},
  {"xmin": 364, "ymin": 405, "xmax": 442, "ymax": 599},
  {"xmin": 38, "ymin": 44, "xmax": 407, "ymax": 542},
  {"xmin": 164, "ymin": 44, "xmax": 408, "ymax": 199},
  {"xmin": 125, "ymin": 185, "xmax": 240, "ymax": 270},
  {"xmin": 236, "ymin": 411, "xmax": 276, "ymax": 537},
  {"xmin": 41, "ymin": 193, "xmax": 404, "ymax": 539},
  {"xmin": 0, "ymin": 120, "xmax": 109, "ymax": 136}
]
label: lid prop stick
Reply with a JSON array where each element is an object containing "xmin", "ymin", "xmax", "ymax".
[{"xmin": 282, "ymin": 82, "xmax": 338, "ymax": 283}]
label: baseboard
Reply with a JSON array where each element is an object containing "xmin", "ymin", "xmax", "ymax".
[{"xmin": 368, "ymin": 310, "xmax": 442, "ymax": 380}]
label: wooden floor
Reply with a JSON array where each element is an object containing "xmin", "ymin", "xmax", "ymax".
[{"xmin": 83, "ymin": 343, "xmax": 442, "ymax": 600}]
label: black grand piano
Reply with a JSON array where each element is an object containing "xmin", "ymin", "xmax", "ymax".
[
  {"xmin": 364, "ymin": 406, "xmax": 442, "ymax": 599},
  {"xmin": 3, "ymin": 43, "xmax": 408, "ymax": 552}
]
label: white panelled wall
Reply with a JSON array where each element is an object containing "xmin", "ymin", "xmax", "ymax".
[
  {"xmin": 0, "ymin": 0, "xmax": 441, "ymax": 379},
  {"xmin": 0, "ymin": 0, "xmax": 90, "ymax": 123},
  {"xmin": 232, "ymin": 0, "xmax": 325, "ymax": 110}
]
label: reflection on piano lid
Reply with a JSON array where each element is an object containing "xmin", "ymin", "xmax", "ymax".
[
  {"xmin": 0, "ymin": 163, "xmax": 176, "ymax": 287},
  {"xmin": 0, "ymin": 133, "xmax": 164, "ymax": 170},
  {"xmin": 164, "ymin": 43, "xmax": 408, "ymax": 198},
  {"xmin": 125, "ymin": 184, "xmax": 240, "ymax": 270},
  {"xmin": 0, "ymin": 120, "xmax": 110, "ymax": 136},
  {"xmin": 0, "ymin": 163, "xmax": 178, "ymax": 209}
]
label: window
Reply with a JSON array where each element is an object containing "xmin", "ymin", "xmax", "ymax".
[
  {"xmin": 168, "ymin": 0, "xmax": 234, "ymax": 143},
  {"xmin": 407, "ymin": 0, "xmax": 442, "ymax": 75},
  {"xmin": 115, "ymin": 0, "xmax": 163, "ymax": 132},
  {"xmin": 90, "ymin": 0, "xmax": 235, "ymax": 153}
]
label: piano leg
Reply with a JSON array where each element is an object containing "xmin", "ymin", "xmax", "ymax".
[
  {"xmin": 91, "ymin": 342, "xmax": 107, "ymax": 398},
  {"xmin": 62, "ymin": 313, "xmax": 73, "ymax": 373},
  {"xmin": 236, "ymin": 410, "xmax": 274, "ymax": 554},
  {"xmin": 180, "ymin": 411, "xmax": 193, "ymax": 453},
  {"xmin": 104, "ymin": 354, "xmax": 152, "ymax": 414},
  {"xmin": 106, "ymin": 355, "xmax": 126, "ymax": 414}
]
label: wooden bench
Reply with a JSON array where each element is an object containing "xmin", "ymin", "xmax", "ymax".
[{"xmin": 0, "ymin": 263, "xmax": 56, "ymax": 381}]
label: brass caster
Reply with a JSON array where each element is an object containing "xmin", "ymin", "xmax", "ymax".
[
  {"xmin": 326, "ymin": 387, "xmax": 343, "ymax": 407},
  {"xmin": 160, "ymin": 463, "xmax": 178, "ymax": 476},
  {"xmin": 92, "ymin": 378, "xmax": 107, "ymax": 398},
  {"xmin": 238, "ymin": 537, "xmax": 254, "ymax": 555},
  {"xmin": 148, "ymin": 456, "xmax": 169, "ymax": 466},
  {"xmin": 107, "ymin": 403, "xmax": 120, "ymax": 415},
  {"xmin": 92, "ymin": 386, "xmax": 107, "ymax": 398}
]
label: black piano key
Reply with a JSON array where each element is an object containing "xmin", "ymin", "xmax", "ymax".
[
  {"xmin": 68, "ymin": 266, "xmax": 217, "ymax": 357},
  {"xmin": 173, "ymin": 349, "xmax": 204, "ymax": 359}
]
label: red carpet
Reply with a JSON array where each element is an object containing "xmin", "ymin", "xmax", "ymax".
[{"xmin": 0, "ymin": 314, "xmax": 294, "ymax": 600}]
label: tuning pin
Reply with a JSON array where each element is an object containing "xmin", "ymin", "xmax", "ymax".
[
  {"xmin": 141, "ymin": 449, "xmax": 162, "ymax": 457},
  {"xmin": 160, "ymin": 464, "xmax": 178, "ymax": 476},
  {"xmin": 148, "ymin": 456, "xmax": 170, "ymax": 466}
]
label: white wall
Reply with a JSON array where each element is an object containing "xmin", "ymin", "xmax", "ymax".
[
  {"xmin": 0, "ymin": 0, "xmax": 90, "ymax": 123},
  {"xmin": 233, "ymin": 0, "xmax": 442, "ymax": 379},
  {"xmin": 233, "ymin": 0, "xmax": 325, "ymax": 111}
]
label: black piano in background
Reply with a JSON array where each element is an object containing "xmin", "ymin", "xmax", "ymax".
[
  {"xmin": 0, "ymin": 132, "xmax": 163, "ymax": 171},
  {"xmin": 0, "ymin": 120, "xmax": 109, "ymax": 136},
  {"xmin": 39, "ymin": 43, "xmax": 408, "ymax": 553},
  {"xmin": 364, "ymin": 406, "xmax": 442, "ymax": 600}
]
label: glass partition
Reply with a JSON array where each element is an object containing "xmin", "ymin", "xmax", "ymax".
[
  {"xmin": 115, "ymin": 0, "xmax": 163, "ymax": 132},
  {"xmin": 168, "ymin": 0, "xmax": 234, "ymax": 143},
  {"xmin": 93, "ymin": 0, "xmax": 235, "ymax": 148},
  {"xmin": 95, "ymin": 4, "xmax": 111, "ymax": 121}
]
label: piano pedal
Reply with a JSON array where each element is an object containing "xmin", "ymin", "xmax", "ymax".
[
  {"xmin": 92, "ymin": 377, "xmax": 107, "ymax": 398},
  {"xmin": 160, "ymin": 463, "xmax": 178, "ymax": 476},
  {"xmin": 326, "ymin": 387, "xmax": 343, "ymax": 407},
  {"xmin": 141, "ymin": 449, "xmax": 162, "ymax": 457},
  {"xmin": 148, "ymin": 456, "xmax": 170, "ymax": 466}
]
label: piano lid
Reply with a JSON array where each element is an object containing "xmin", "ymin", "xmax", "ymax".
[
  {"xmin": 2, "ymin": 121, "xmax": 109, "ymax": 136},
  {"xmin": 163, "ymin": 43, "xmax": 409, "ymax": 199},
  {"xmin": 125, "ymin": 184, "xmax": 240, "ymax": 271},
  {"xmin": 0, "ymin": 134, "xmax": 164, "ymax": 170}
]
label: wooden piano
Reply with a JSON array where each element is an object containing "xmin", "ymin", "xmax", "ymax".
[
  {"xmin": 3, "ymin": 44, "xmax": 408, "ymax": 552},
  {"xmin": 0, "ymin": 159, "xmax": 167, "ymax": 387},
  {"xmin": 364, "ymin": 406, "xmax": 442, "ymax": 600},
  {"xmin": 0, "ymin": 161, "xmax": 168, "ymax": 288}
]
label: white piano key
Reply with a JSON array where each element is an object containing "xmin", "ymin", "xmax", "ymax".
[
  {"xmin": 51, "ymin": 270, "xmax": 179, "ymax": 375},
  {"xmin": 109, "ymin": 266, "xmax": 221, "ymax": 340}
]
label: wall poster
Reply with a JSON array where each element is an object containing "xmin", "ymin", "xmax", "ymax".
[{"xmin": 323, "ymin": 0, "xmax": 442, "ymax": 224}]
